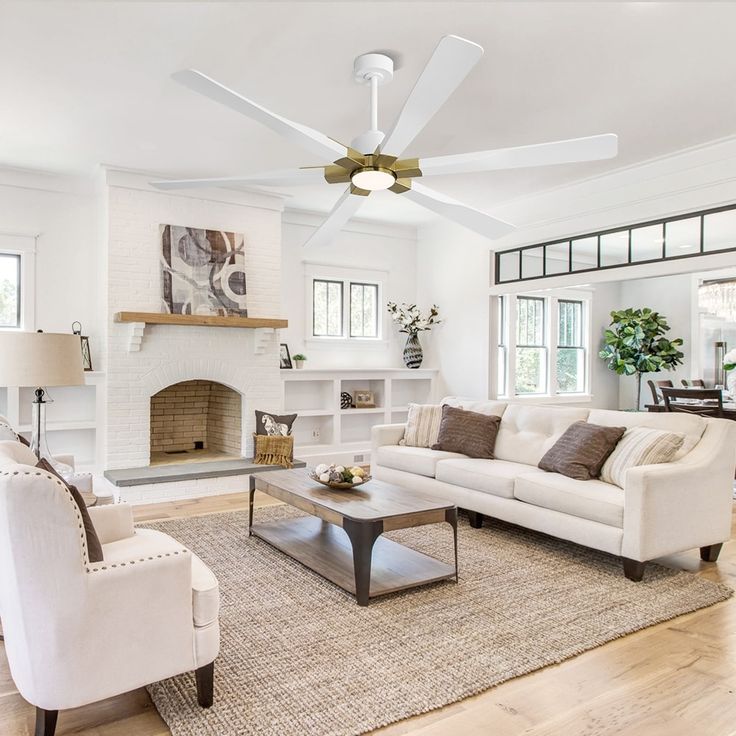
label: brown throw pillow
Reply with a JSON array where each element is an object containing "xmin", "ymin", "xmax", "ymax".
[
  {"xmin": 538, "ymin": 421, "xmax": 626, "ymax": 481},
  {"xmin": 431, "ymin": 405, "xmax": 501, "ymax": 459},
  {"xmin": 255, "ymin": 410, "xmax": 297, "ymax": 437},
  {"xmin": 36, "ymin": 458, "xmax": 103, "ymax": 563}
]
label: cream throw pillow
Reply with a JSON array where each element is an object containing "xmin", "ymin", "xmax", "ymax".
[
  {"xmin": 600, "ymin": 427, "xmax": 685, "ymax": 488},
  {"xmin": 401, "ymin": 404, "xmax": 443, "ymax": 448}
]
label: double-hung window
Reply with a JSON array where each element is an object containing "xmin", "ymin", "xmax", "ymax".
[
  {"xmin": 309, "ymin": 266, "xmax": 384, "ymax": 342},
  {"xmin": 497, "ymin": 292, "xmax": 590, "ymax": 399}
]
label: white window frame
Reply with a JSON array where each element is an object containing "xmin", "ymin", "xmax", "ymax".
[
  {"xmin": 0, "ymin": 233, "xmax": 36, "ymax": 331},
  {"xmin": 305, "ymin": 264, "xmax": 388, "ymax": 346},
  {"xmin": 495, "ymin": 289, "xmax": 592, "ymax": 402}
]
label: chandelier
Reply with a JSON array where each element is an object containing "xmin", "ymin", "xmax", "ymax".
[{"xmin": 698, "ymin": 280, "xmax": 736, "ymax": 322}]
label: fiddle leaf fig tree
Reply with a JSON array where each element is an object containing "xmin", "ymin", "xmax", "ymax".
[{"xmin": 599, "ymin": 308, "xmax": 684, "ymax": 409}]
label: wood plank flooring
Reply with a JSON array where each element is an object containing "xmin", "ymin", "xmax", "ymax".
[{"xmin": 2, "ymin": 492, "xmax": 735, "ymax": 736}]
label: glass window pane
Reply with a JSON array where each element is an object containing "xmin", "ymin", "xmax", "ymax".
[
  {"xmin": 312, "ymin": 280, "xmax": 327, "ymax": 335},
  {"xmin": 515, "ymin": 347, "xmax": 547, "ymax": 394},
  {"xmin": 327, "ymin": 282, "xmax": 342, "ymax": 336},
  {"xmin": 557, "ymin": 348, "xmax": 585, "ymax": 393},
  {"xmin": 558, "ymin": 300, "xmax": 582, "ymax": 347},
  {"xmin": 516, "ymin": 297, "xmax": 545, "ymax": 346},
  {"xmin": 497, "ymin": 251, "xmax": 520, "ymax": 283},
  {"xmin": 545, "ymin": 243, "xmax": 570, "ymax": 275},
  {"xmin": 0, "ymin": 254, "xmax": 20, "ymax": 328},
  {"xmin": 665, "ymin": 217, "xmax": 700, "ymax": 257},
  {"xmin": 313, "ymin": 279, "xmax": 342, "ymax": 336},
  {"xmin": 599, "ymin": 231, "xmax": 629, "ymax": 266},
  {"xmin": 497, "ymin": 346, "xmax": 506, "ymax": 396},
  {"xmin": 571, "ymin": 237, "xmax": 597, "ymax": 271},
  {"xmin": 631, "ymin": 224, "xmax": 664, "ymax": 262},
  {"xmin": 350, "ymin": 282, "xmax": 378, "ymax": 338},
  {"xmin": 703, "ymin": 210, "xmax": 736, "ymax": 253},
  {"xmin": 521, "ymin": 247, "xmax": 544, "ymax": 279}
]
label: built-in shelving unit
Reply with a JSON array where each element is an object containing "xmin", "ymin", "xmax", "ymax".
[
  {"xmin": 0, "ymin": 372, "xmax": 105, "ymax": 471},
  {"xmin": 281, "ymin": 368, "xmax": 437, "ymax": 465}
]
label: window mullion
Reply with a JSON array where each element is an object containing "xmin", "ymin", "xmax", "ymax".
[
  {"xmin": 507, "ymin": 295, "xmax": 517, "ymax": 397},
  {"xmin": 549, "ymin": 298, "xmax": 559, "ymax": 395}
]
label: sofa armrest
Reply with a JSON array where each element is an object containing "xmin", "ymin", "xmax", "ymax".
[
  {"xmin": 371, "ymin": 423, "xmax": 406, "ymax": 455},
  {"xmin": 87, "ymin": 503, "xmax": 135, "ymax": 545},
  {"xmin": 622, "ymin": 419, "xmax": 736, "ymax": 561}
]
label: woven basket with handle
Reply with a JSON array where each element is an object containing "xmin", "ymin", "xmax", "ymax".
[{"xmin": 253, "ymin": 433, "xmax": 294, "ymax": 468}]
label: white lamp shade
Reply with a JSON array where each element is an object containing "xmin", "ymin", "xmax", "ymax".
[{"xmin": 0, "ymin": 332, "xmax": 85, "ymax": 387}]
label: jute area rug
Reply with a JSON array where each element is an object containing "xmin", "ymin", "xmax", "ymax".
[{"xmin": 144, "ymin": 507, "xmax": 731, "ymax": 736}]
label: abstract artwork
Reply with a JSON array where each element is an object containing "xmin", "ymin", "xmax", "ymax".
[{"xmin": 160, "ymin": 225, "xmax": 247, "ymax": 316}]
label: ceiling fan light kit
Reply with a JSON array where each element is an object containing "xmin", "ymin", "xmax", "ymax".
[{"xmin": 153, "ymin": 35, "xmax": 619, "ymax": 248}]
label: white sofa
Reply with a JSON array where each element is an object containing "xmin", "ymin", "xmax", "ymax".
[
  {"xmin": 372, "ymin": 398, "xmax": 736, "ymax": 580},
  {"xmin": 0, "ymin": 440, "xmax": 220, "ymax": 736}
]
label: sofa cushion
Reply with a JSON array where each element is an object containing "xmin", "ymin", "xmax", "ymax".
[
  {"xmin": 432, "ymin": 405, "xmax": 501, "ymax": 459},
  {"xmin": 436, "ymin": 458, "xmax": 545, "ymax": 499},
  {"xmin": 374, "ymin": 445, "xmax": 466, "ymax": 478},
  {"xmin": 103, "ymin": 528, "xmax": 219, "ymax": 627},
  {"xmin": 538, "ymin": 421, "xmax": 625, "ymax": 480},
  {"xmin": 587, "ymin": 409, "xmax": 705, "ymax": 460},
  {"xmin": 514, "ymin": 473, "xmax": 624, "ymax": 528},
  {"xmin": 494, "ymin": 405, "xmax": 590, "ymax": 466}
]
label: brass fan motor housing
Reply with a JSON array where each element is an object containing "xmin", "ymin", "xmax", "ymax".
[{"xmin": 322, "ymin": 149, "xmax": 423, "ymax": 196}]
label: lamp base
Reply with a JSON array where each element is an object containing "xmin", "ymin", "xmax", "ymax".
[{"xmin": 31, "ymin": 389, "xmax": 73, "ymax": 481}]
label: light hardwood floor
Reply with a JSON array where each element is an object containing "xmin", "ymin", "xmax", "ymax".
[{"xmin": 2, "ymin": 493, "xmax": 735, "ymax": 736}]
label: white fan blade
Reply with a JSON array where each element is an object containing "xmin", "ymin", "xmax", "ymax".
[
  {"xmin": 380, "ymin": 36, "xmax": 483, "ymax": 157},
  {"xmin": 172, "ymin": 69, "xmax": 347, "ymax": 162},
  {"xmin": 303, "ymin": 188, "xmax": 365, "ymax": 248},
  {"xmin": 420, "ymin": 134, "xmax": 619, "ymax": 177},
  {"xmin": 151, "ymin": 168, "xmax": 326, "ymax": 190},
  {"xmin": 402, "ymin": 182, "xmax": 514, "ymax": 240}
]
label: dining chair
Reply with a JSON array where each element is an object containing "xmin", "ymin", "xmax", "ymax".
[
  {"xmin": 681, "ymin": 379, "xmax": 706, "ymax": 388},
  {"xmin": 647, "ymin": 380, "xmax": 661, "ymax": 405},
  {"xmin": 661, "ymin": 387, "xmax": 724, "ymax": 418}
]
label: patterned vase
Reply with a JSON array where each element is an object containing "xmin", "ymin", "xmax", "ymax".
[{"xmin": 403, "ymin": 333, "xmax": 423, "ymax": 369}]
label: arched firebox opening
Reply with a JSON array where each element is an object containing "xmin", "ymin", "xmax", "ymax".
[{"xmin": 149, "ymin": 380, "xmax": 242, "ymax": 466}]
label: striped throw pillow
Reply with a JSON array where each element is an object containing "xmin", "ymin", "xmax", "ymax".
[
  {"xmin": 402, "ymin": 404, "xmax": 443, "ymax": 448},
  {"xmin": 600, "ymin": 427, "xmax": 685, "ymax": 488}
]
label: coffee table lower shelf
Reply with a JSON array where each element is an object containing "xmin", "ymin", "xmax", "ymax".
[{"xmin": 251, "ymin": 516, "xmax": 456, "ymax": 601}]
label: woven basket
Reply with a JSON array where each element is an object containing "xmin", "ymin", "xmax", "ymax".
[{"xmin": 253, "ymin": 433, "xmax": 294, "ymax": 468}]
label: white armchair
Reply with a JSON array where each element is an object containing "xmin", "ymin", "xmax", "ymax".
[{"xmin": 0, "ymin": 442, "xmax": 220, "ymax": 736}]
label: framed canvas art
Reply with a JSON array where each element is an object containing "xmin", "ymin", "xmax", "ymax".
[{"xmin": 161, "ymin": 225, "xmax": 247, "ymax": 316}]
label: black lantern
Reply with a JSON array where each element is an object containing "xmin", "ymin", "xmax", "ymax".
[{"xmin": 72, "ymin": 321, "xmax": 92, "ymax": 371}]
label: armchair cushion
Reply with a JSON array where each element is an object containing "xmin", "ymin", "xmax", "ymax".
[
  {"xmin": 36, "ymin": 458, "xmax": 103, "ymax": 562},
  {"xmin": 104, "ymin": 528, "xmax": 220, "ymax": 627},
  {"xmin": 87, "ymin": 504, "xmax": 135, "ymax": 544}
]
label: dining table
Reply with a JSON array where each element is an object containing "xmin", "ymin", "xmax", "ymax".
[{"xmin": 645, "ymin": 402, "xmax": 736, "ymax": 419}]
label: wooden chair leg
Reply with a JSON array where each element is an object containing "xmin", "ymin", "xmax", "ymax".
[
  {"xmin": 35, "ymin": 708, "xmax": 58, "ymax": 736},
  {"xmin": 195, "ymin": 661, "xmax": 214, "ymax": 708},
  {"xmin": 700, "ymin": 543, "xmax": 723, "ymax": 562},
  {"xmin": 467, "ymin": 510, "xmax": 483, "ymax": 529},
  {"xmin": 623, "ymin": 558, "xmax": 646, "ymax": 582}
]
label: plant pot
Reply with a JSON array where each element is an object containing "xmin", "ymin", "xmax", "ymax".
[
  {"xmin": 403, "ymin": 333, "xmax": 423, "ymax": 369},
  {"xmin": 294, "ymin": 360, "xmax": 305, "ymax": 369}
]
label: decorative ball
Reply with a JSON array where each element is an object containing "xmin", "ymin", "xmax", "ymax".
[
  {"xmin": 315, "ymin": 463, "xmax": 329, "ymax": 475},
  {"xmin": 351, "ymin": 476, "xmax": 362, "ymax": 485},
  {"xmin": 319, "ymin": 472, "xmax": 330, "ymax": 482},
  {"xmin": 329, "ymin": 470, "xmax": 343, "ymax": 482},
  {"xmin": 340, "ymin": 391, "xmax": 353, "ymax": 409}
]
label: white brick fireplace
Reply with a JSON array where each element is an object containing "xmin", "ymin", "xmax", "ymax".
[{"xmin": 102, "ymin": 170, "xmax": 285, "ymax": 502}]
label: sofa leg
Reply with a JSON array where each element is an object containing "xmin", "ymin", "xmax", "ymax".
[
  {"xmin": 467, "ymin": 511, "xmax": 483, "ymax": 529},
  {"xmin": 700, "ymin": 543, "xmax": 723, "ymax": 562},
  {"xmin": 35, "ymin": 708, "xmax": 58, "ymax": 736},
  {"xmin": 195, "ymin": 662, "xmax": 214, "ymax": 708},
  {"xmin": 623, "ymin": 558, "xmax": 646, "ymax": 582}
]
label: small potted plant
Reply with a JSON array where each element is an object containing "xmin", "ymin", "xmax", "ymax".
[{"xmin": 292, "ymin": 353, "xmax": 307, "ymax": 369}]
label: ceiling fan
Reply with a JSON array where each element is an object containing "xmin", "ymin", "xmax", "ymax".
[{"xmin": 152, "ymin": 35, "xmax": 618, "ymax": 247}]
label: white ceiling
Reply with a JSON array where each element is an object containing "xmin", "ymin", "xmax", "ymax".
[{"xmin": 2, "ymin": 1, "xmax": 736, "ymax": 224}]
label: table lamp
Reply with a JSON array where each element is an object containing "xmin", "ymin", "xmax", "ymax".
[{"xmin": 0, "ymin": 331, "xmax": 85, "ymax": 476}]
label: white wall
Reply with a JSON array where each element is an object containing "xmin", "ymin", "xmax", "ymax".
[
  {"xmin": 281, "ymin": 210, "xmax": 418, "ymax": 369},
  {"xmin": 0, "ymin": 167, "xmax": 100, "ymax": 361}
]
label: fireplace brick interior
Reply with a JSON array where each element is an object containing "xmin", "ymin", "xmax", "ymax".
[{"xmin": 150, "ymin": 380, "xmax": 241, "ymax": 457}]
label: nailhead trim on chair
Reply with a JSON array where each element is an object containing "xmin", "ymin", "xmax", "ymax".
[{"xmin": 2, "ymin": 469, "xmax": 190, "ymax": 573}]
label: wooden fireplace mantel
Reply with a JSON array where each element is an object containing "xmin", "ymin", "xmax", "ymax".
[
  {"xmin": 114, "ymin": 312, "xmax": 288, "ymax": 329},
  {"xmin": 113, "ymin": 312, "xmax": 287, "ymax": 353}
]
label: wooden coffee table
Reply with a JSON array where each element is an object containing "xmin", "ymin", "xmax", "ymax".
[{"xmin": 249, "ymin": 468, "xmax": 458, "ymax": 606}]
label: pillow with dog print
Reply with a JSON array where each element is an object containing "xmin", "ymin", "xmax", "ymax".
[{"xmin": 255, "ymin": 410, "xmax": 297, "ymax": 437}]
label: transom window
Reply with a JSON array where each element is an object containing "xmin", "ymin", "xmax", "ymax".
[
  {"xmin": 0, "ymin": 253, "xmax": 21, "ymax": 329},
  {"xmin": 309, "ymin": 267, "xmax": 384, "ymax": 341},
  {"xmin": 497, "ymin": 292, "xmax": 589, "ymax": 398}
]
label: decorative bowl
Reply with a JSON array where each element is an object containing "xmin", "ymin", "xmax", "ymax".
[{"xmin": 308, "ymin": 469, "xmax": 371, "ymax": 490}]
